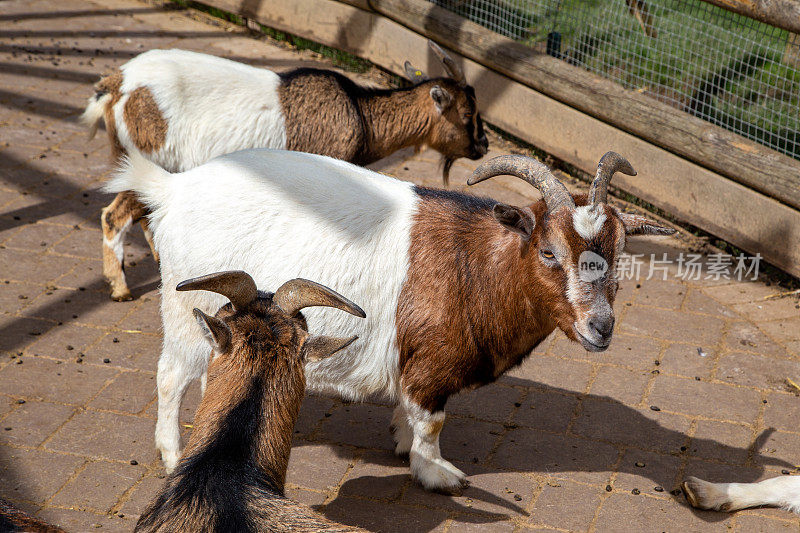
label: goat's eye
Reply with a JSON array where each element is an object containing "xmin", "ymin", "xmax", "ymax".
[{"xmin": 540, "ymin": 250, "xmax": 555, "ymax": 260}]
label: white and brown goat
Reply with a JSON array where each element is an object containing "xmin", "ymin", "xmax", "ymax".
[
  {"xmin": 108, "ymin": 148, "xmax": 674, "ymax": 492},
  {"xmin": 683, "ymin": 475, "xmax": 800, "ymax": 515},
  {"xmin": 82, "ymin": 43, "xmax": 487, "ymax": 301},
  {"xmin": 135, "ymin": 271, "xmax": 366, "ymax": 533}
]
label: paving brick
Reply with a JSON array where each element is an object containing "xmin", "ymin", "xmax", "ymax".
[
  {"xmin": 493, "ymin": 428, "xmax": 619, "ymax": 485},
  {"xmin": 285, "ymin": 441, "xmax": 356, "ymax": 492},
  {"xmin": 50, "ymin": 460, "xmax": 146, "ymax": 512},
  {"xmin": 22, "ymin": 286, "xmax": 135, "ymax": 326},
  {"xmin": 529, "ymin": 480, "xmax": 602, "ymax": 530},
  {"xmin": 594, "ymin": 492, "xmax": 732, "ymax": 532},
  {"xmin": 724, "ymin": 321, "xmax": 791, "ymax": 358},
  {"xmin": 552, "ymin": 332, "xmax": 663, "ymax": 370},
  {"xmin": 440, "ymin": 416, "xmax": 504, "ymax": 465},
  {"xmin": 45, "ymin": 410, "xmax": 159, "ymax": 464},
  {"xmin": 703, "ymin": 282, "xmax": 776, "ymax": 305},
  {"xmin": 571, "ymin": 399, "xmax": 691, "ymax": 454},
  {"xmin": 88, "ymin": 370, "xmax": 156, "ymax": 414},
  {"xmin": 23, "ymin": 322, "xmax": 104, "ymax": 360},
  {"xmin": 682, "ymin": 289, "xmax": 739, "ymax": 318},
  {"xmin": 321, "ymin": 496, "xmax": 448, "ymax": 532},
  {"xmin": 733, "ymin": 297, "xmax": 800, "ymax": 322},
  {"xmin": 614, "ymin": 449, "xmax": 682, "ymax": 493},
  {"xmin": 338, "ymin": 449, "xmax": 409, "ymax": 500},
  {"xmin": 511, "ymin": 389, "xmax": 578, "ymax": 434},
  {"xmin": 763, "ymin": 392, "xmax": 800, "ymax": 433},
  {"xmin": 648, "ymin": 375, "xmax": 761, "ymax": 423},
  {"xmin": 293, "ymin": 393, "xmax": 337, "ymax": 438},
  {"xmin": 689, "ymin": 419, "xmax": 753, "ymax": 465},
  {"xmin": 448, "ymin": 521, "xmax": 516, "ymax": 533},
  {"xmin": 0, "ymin": 446, "xmax": 84, "ymax": 503},
  {"xmin": 589, "ymin": 365, "xmax": 650, "ymax": 405},
  {"xmin": 316, "ymin": 403, "xmax": 395, "ymax": 450},
  {"xmin": 83, "ymin": 331, "xmax": 162, "ymax": 371},
  {"xmin": 752, "ymin": 430, "xmax": 800, "ymax": 472},
  {"xmin": 447, "ymin": 383, "xmax": 523, "ymax": 424},
  {"xmin": 760, "ymin": 318, "xmax": 800, "ymax": 343},
  {"xmin": 505, "ymin": 355, "xmax": 593, "ymax": 393},
  {"xmin": 735, "ymin": 515, "xmax": 800, "ymax": 532},
  {"xmin": 658, "ymin": 341, "xmax": 716, "ymax": 379},
  {"xmin": 0, "ymin": 356, "xmax": 117, "ymax": 404},
  {"xmin": 0, "ymin": 281, "xmax": 44, "ymax": 314},
  {"xmin": 716, "ymin": 351, "xmax": 800, "ymax": 391},
  {"xmin": 633, "ymin": 280, "xmax": 686, "ymax": 309},
  {"xmin": 35, "ymin": 507, "xmax": 132, "ymax": 533},
  {"xmin": 621, "ymin": 307, "xmax": 725, "ymax": 345},
  {"xmin": 2, "ymin": 222, "xmax": 74, "ymax": 252},
  {"xmin": 0, "ymin": 400, "xmax": 75, "ymax": 447},
  {"xmin": 0, "ymin": 248, "xmax": 81, "ymax": 283}
]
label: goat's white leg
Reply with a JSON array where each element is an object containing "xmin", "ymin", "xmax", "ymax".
[
  {"xmin": 683, "ymin": 475, "xmax": 800, "ymax": 514},
  {"xmin": 390, "ymin": 404, "xmax": 413, "ymax": 456},
  {"xmin": 403, "ymin": 396, "xmax": 468, "ymax": 492},
  {"xmin": 155, "ymin": 352, "xmax": 194, "ymax": 472}
]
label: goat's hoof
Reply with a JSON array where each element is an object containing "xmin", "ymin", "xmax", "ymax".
[
  {"xmin": 682, "ymin": 477, "xmax": 730, "ymax": 511},
  {"xmin": 412, "ymin": 456, "xmax": 469, "ymax": 494},
  {"xmin": 110, "ymin": 289, "xmax": 133, "ymax": 302}
]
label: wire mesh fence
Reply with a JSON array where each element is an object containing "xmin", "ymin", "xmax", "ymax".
[{"xmin": 431, "ymin": 0, "xmax": 800, "ymax": 160}]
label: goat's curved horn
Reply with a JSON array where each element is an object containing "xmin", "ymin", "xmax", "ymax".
[
  {"xmin": 588, "ymin": 152, "xmax": 637, "ymax": 205},
  {"xmin": 273, "ymin": 279, "xmax": 366, "ymax": 319},
  {"xmin": 429, "ymin": 40, "xmax": 466, "ymax": 85},
  {"xmin": 468, "ymin": 155, "xmax": 576, "ymax": 213},
  {"xmin": 176, "ymin": 270, "xmax": 258, "ymax": 311}
]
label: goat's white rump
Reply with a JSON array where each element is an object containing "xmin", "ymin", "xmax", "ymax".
[
  {"xmin": 108, "ymin": 149, "xmax": 416, "ymax": 470},
  {"xmin": 683, "ymin": 475, "xmax": 800, "ymax": 514},
  {"xmin": 115, "ymin": 49, "xmax": 287, "ymax": 172}
]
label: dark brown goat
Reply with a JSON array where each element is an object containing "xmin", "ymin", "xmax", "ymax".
[
  {"xmin": 135, "ymin": 271, "xmax": 366, "ymax": 533},
  {"xmin": 0, "ymin": 499, "xmax": 65, "ymax": 533}
]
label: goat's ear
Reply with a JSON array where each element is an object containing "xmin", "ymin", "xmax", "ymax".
[
  {"xmin": 404, "ymin": 61, "xmax": 428, "ymax": 83},
  {"xmin": 493, "ymin": 203, "xmax": 535, "ymax": 241},
  {"xmin": 193, "ymin": 309, "xmax": 231, "ymax": 353},
  {"xmin": 616, "ymin": 211, "xmax": 676, "ymax": 236},
  {"xmin": 430, "ymin": 85, "xmax": 453, "ymax": 113},
  {"xmin": 303, "ymin": 335, "xmax": 358, "ymax": 363}
]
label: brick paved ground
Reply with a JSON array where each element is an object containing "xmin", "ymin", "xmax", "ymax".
[{"xmin": 1, "ymin": 1, "xmax": 799, "ymax": 531}]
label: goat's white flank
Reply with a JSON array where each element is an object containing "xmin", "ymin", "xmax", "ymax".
[
  {"xmin": 88, "ymin": 49, "xmax": 287, "ymax": 172},
  {"xmin": 108, "ymin": 149, "xmax": 416, "ymax": 470},
  {"xmin": 683, "ymin": 475, "xmax": 800, "ymax": 514}
]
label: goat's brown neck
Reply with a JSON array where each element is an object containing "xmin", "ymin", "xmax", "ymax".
[
  {"xmin": 182, "ymin": 354, "xmax": 304, "ymax": 492},
  {"xmin": 357, "ymin": 85, "xmax": 433, "ymax": 163}
]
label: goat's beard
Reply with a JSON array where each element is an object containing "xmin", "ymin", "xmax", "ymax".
[{"xmin": 441, "ymin": 157, "xmax": 454, "ymax": 188}]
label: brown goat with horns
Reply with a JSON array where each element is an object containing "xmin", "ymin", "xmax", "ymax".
[{"xmin": 135, "ymin": 271, "xmax": 367, "ymax": 533}]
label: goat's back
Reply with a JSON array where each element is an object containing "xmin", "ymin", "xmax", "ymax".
[{"xmin": 145, "ymin": 149, "xmax": 418, "ymax": 400}]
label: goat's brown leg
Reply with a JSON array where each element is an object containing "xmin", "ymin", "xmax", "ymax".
[
  {"xmin": 140, "ymin": 217, "xmax": 159, "ymax": 263},
  {"xmin": 101, "ymin": 190, "xmax": 149, "ymax": 301}
]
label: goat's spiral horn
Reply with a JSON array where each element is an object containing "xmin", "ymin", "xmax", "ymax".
[
  {"xmin": 468, "ymin": 155, "xmax": 576, "ymax": 213},
  {"xmin": 273, "ymin": 279, "xmax": 366, "ymax": 319},
  {"xmin": 588, "ymin": 152, "xmax": 637, "ymax": 205},
  {"xmin": 176, "ymin": 270, "xmax": 258, "ymax": 311},
  {"xmin": 429, "ymin": 40, "xmax": 466, "ymax": 85}
]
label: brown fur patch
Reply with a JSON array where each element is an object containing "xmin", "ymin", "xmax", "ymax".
[
  {"xmin": 123, "ymin": 86, "xmax": 167, "ymax": 154},
  {"xmin": 397, "ymin": 191, "xmax": 625, "ymax": 413},
  {"xmin": 277, "ymin": 69, "xmax": 485, "ymax": 166},
  {"xmin": 96, "ymin": 71, "xmax": 125, "ymax": 161},
  {"xmin": 397, "ymin": 189, "xmax": 557, "ymax": 413}
]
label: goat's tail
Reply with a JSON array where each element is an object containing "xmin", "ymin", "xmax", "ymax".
[
  {"xmin": 105, "ymin": 150, "xmax": 172, "ymax": 211},
  {"xmin": 81, "ymin": 91, "xmax": 112, "ymax": 140}
]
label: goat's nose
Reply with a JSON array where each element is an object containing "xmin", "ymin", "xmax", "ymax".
[{"xmin": 588, "ymin": 316, "xmax": 614, "ymax": 341}]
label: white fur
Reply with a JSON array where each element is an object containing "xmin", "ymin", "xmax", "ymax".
[
  {"xmin": 108, "ymin": 149, "xmax": 416, "ymax": 471},
  {"xmin": 403, "ymin": 396, "xmax": 467, "ymax": 491},
  {"xmin": 572, "ymin": 205, "xmax": 606, "ymax": 240},
  {"xmin": 684, "ymin": 475, "xmax": 800, "ymax": 514},
  {"xmin": 112, "ymin": 49, "xmax": 287, "ymax": 172}
]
